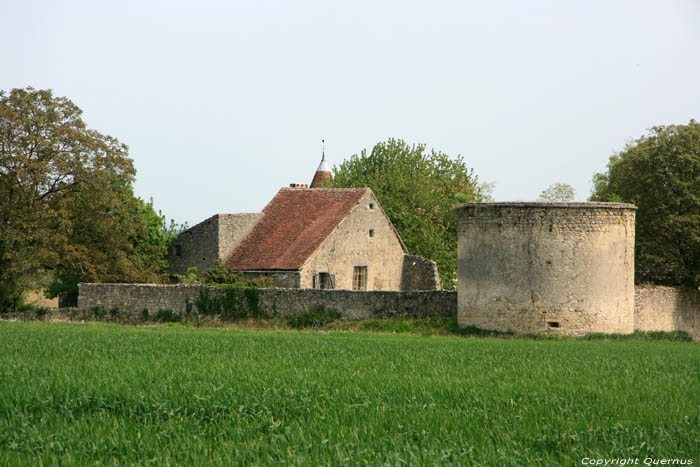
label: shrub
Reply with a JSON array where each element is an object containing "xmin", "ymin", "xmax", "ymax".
[
  {"xmin": 155, "ymin": 309, "xmax": 180, "ymax": 323},
  {"xmin": 34, "ymin": 307, "xmax": 48, "ymax": 319},
  {"xmin": 174, "ymin": 267, "xmax": 201, "ymax": 285},
  {"xmin": 109, "ymin": 307, "xmax": 120, "ymax": 319},
  {"xmin": 196, "ymin": 286, "xmax": 262, "ymax": 320},
  {"xmin": 287, "ymin": 306, "xmax": 341, "ymax": 329},
  {"xmin": 92, "ymin": 306, "xmax": 105, "ymax": 319},
  {"xmin": 204, "ymin": 262, "xmax": 272, "ymax": 288},
  {"xmin": 141, "ymin": 308, "xmax": 150, "ymax": 321}
]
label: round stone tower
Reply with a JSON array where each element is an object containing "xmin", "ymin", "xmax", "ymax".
[{"xmin": 454, "ymin": 202, "xmax": 636, "ymax": 335}]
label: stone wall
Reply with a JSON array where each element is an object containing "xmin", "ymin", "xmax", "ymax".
[
  {"xmin": 300, "ymin": 191, "xmax": 407, "ymax": 291},
  {"xmin": 401, "ymin": 255, "xmax": 441, "ymax": 291},
  {"xmin": 78, "ymin": 283, "xmax": 456, "ymax": 319},
  {"xmin": 167, "ymin": 215, "xmax": 220, "ymax": 275},
  {"xmin": 455, "ymin": 202, "xmax": 637, "ymax": 336},
  {"xmin": 167, "ymin": 213, "xmax": 263, "ymax": 276},
  {"xmin": 218, "ymin": 213, "xmax": 265, "ymax": 262},
  {"xmin": 635, "ymin": 286, "xmax": 700, "ymax": 340}
]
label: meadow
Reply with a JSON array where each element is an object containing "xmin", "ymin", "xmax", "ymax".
[{"xmin": 0, "ymin": 322, "xmax": 698, "ymax": 465}]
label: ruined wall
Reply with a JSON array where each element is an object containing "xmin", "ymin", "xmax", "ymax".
[
  {"xmin": 635, "ymin": 286, "xmax": 700, "ymax": 340},
  {"xmin": 401, "ymin": 255, "xmax": 441, "ymax": 291},
  {"xmin": 77, "ymin": 283, "xmax": 456, "ymax": 319},
  {"xmin": 218, "ymin": 213, "xmax": 264, "ymax": 261},
  {"xmin": 455, "ymin": 202, "xmax": 637, "ymax": 336},
  {"xmin": 167, "ymin": 215, "xmax": 220, "ymax": 275},
  {"xmin": 300, "ymin": 191, "xmax": 406, "ymax": 291},
  {"xmin": 167, "ymin": 213, "xmax": 262, "ymax": 276}
]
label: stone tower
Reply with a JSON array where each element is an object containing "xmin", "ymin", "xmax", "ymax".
[{"xmin": 454, "ymin": 202, "xmax": 637, "ymax": 336}]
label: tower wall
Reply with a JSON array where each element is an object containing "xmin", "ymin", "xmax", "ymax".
[{"xmin": 455, "ymin": 202, "xmax": 636, "ymax": 335}]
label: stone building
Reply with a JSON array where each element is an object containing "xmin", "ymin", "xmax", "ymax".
[
  {"xmin": 167, "ymin": 155, "xmax": 440, "ymax": 291},
  {"xmin": 455, "ymin": 202, "xmax": 637, "ymax": 335}
]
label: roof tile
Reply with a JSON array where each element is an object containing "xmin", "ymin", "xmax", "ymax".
[{"xmin": 225, "ymin": 188, "xmax": 368, "ymax": 270}]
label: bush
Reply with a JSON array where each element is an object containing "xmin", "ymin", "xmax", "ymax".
[
  {"xmin": 0, "ymin": 282, "xmax": 28, "ymax": 313},
  {"xmin": 195, "ymin": 286, "xmax": 262, "ymax": 320},
  {"xmin": 204, "ymin": 262, "xmax": 272, "ymax": 288},
  {"xmin": 141, "ymin": 308, "xmax": 150, "ymax": 321},
  {"xmin": 287, "ymin": 306, "xmax": 341, "ymax": 329},
  {"xmin": 155, "ymin": 309, "xmax": 180, "ymax": 323},
  {"xmin": 34, "ymin": 307, "xmax": 48, "ymax": 319}
]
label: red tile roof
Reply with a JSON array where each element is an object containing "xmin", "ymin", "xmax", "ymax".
[
  {"xmin": 225, "ymin": 188, "xmax": 370, "ymax": 270},
  {"xmin": 310, "ymin": 170, "xmax": 332, "ymax": 188}
]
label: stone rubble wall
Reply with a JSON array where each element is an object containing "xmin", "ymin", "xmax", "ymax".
[
  {"xmin": 166, "ymin": 213, "xmax": 264, "ymax": 276},
  {"xmin": 400, "ymin": 255, "xmax": 441, "ymax": 291},
  {"xmin": 635, "ymin": 286, "xmax": 700, "ymax": 340},
  {"xmin": 455, "ymin": 202, "xmax": 637, "ymax": 336},
  {"xmin": 77, "ymin": 283, "xmax": 456, "ymax": 319},
  {"xmin": 71, "ymin": 283, "xmax": 700, "ymax": 340}
]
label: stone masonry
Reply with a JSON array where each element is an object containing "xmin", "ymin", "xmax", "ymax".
[
  {"xmin": 400, "ymin": 255, "xmax": 441, "ymax": 291},
  {"xmin": 78, "ymin": 283, "xmax": 456, "ymax": 320},
  {"xmin": 455, "ymin": 202, "xmax": 637, "ymax": 336},
  {"xmin": 167, "ymin": 213, "xmax": 263, "ymax": 276},
  {"xmin": 635, "ymin": 286, "xmax": 700, "ymax": 340}
]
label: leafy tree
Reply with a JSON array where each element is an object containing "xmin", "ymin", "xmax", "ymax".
[
  {"xmin": 332, "ymin": 138, "xmax": 478, "ymax": 289},
  {"xmin": 476, "ymin": 181, "xmax": 496, "ymax": 202},
  {"xmin": 538, "ymin": 182, "xmax": 575, "ymax": 202},
  {"xmin": 590, "ymin": 121, "xmax": 700, "ymax": 287},
  {"xmin": 0, "ymin": 87, "xmax": 174, "ymax": 310}
]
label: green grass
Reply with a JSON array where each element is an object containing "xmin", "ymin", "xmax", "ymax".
[{"xmin": 0, "ymin": 322, "xmax": 698, "ymax": 465}]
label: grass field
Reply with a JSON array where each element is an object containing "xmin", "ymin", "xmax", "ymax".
[{"xmin": 0, "ymin": 322, "xmax": 698, "ymax": 465}]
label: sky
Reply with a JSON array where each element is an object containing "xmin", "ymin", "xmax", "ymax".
[{"xmin": 3, "ymin": 0, "xmax": 700, "ymax": 226}]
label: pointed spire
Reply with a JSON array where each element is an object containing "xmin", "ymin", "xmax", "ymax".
[{"xmin": 310, "ymin": 139, "xmax": 333, "ymax": 188}]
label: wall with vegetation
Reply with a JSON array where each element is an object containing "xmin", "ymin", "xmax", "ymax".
[{"xmin": 77, "ymin": 283, "xmax": 456, "ymax": 319}]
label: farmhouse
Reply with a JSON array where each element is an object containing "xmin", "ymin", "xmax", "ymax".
[{"xmin": 167, "ymin": 155, "xmax": 440, "ymax": 291}]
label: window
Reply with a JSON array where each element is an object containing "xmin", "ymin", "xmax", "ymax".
[
  {"xmin": 313, "ymin": 272, "xmax": 335, "ymax": 289},
  {"xmin": 352, "ymin": 266, "xmax": 367, "ymax": 291},
  {"xmin": 174, "ymin": 245, "xmax": 182, "ymax": 257},
  {"xmin": 369, "ymin": 203, "xmax": 374, "ymax": 210},
  {"xmin": 368, "ymin": 229, "xmax": 375, "ymax": 238}
]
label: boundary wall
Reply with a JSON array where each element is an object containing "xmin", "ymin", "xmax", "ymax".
[
  {"xmin": 635, "ymin": 286, "xmax": 699, "ymax": 340},
  {"xmin": 77, "ymin": 283, "xmax": 456, "ymax": 320},
  {"xmin": 74, "ymin": 283, "xmax": 700, "ymax": 340}
]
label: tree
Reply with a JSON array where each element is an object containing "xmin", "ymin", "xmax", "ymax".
[
  {"xmin": 0, "ymin": 87, "xmax": 174, "ymax": 310},
  {"xmin": 590, "ymin": 121, "xmax": 700, "ymax": 288},
  {"xmin": 332, "ymin": 138, "xmax": 478, "ymax": 289},
  {"xmin": 538, "ymin": 182, "xmax": 575, "ymax": 202}
]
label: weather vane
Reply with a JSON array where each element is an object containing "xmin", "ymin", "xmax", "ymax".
[{"xmin": 322, "ymin": 138, "xmax": 325, "ymax": 158}]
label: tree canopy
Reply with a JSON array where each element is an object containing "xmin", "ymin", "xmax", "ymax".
[
  {"xmin": 0, "ymin": 87, "xmax": 175, "ymax": 310},
  {"xmin": 538, "ymin": 182, "xmax": 575, "ymax": 202},
  {"xmin": 331, "ymin": 138, "xmax": 479, "ymax": 289},
  {"xmin": 590, "ymin": 121, "xmax": 700, "ymax": 288}
]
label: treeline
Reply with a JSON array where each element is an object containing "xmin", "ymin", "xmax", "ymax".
[
  {"xmin": 2, "ymin": 87, "xmax": 698, "ymax": 311},
  {"xmin": 0, "ymin": 88, "xmax": 181, "ymax": 311}
]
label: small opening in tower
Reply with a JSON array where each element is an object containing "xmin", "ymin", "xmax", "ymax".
[
  {"xmin": 369, "ymin": 229, "xmax": 375, "ymax": 238},
  {"xmin": 174, "ymin": 245, "xmax": 182, "ymax": 257},
  {"xmin": 369, "ymin": 203, "xmax": 374, "ymax": 210},
  {"xmin": 547, "ymin": 321, "xmax": 560, "ymax": 328}
]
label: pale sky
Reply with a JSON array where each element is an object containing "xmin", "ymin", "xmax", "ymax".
[{"xmin": 3, "ymin": 0, "xmax": 700, "ymax": 226}]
